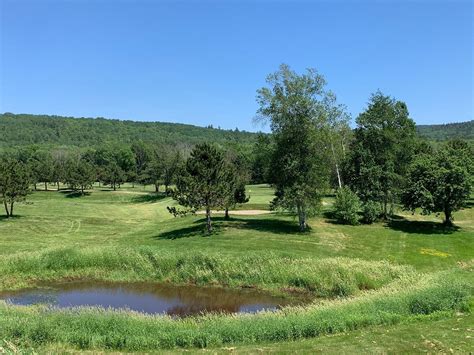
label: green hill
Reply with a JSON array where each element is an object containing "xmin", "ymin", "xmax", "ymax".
[
  {"xmin": 416, "ymin": 120, "xmax": 473, "ymax": 141},
  {"xmin": 0, "ymin": 112, "xmax": 257, "ymax": 148},
  {"xmin": 1, "ymin": 113, "xmax": 472, "ymax": 149}
]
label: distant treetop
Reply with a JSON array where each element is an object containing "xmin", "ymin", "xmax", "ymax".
[
  {"xmin": 0, "ymin": 113, "xmax": 258, "ymax": 148},
  {"xmin": 416, "ymin": 120, "xmax": 473, "ymax": 141}
]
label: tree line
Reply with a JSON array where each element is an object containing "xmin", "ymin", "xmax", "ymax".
[
  {"xmin": 0, "ymin": 140, "xmax": 251, "ymax": 224},
  {"xmin": 1, "ymin": 64, "xmax": 472, "ymax": 232},
  {"xmin": 252, "ymin": 64, "xmax": 472, "ymax": 229}
]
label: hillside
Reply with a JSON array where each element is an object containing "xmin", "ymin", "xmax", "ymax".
[
  {"xmin": 417, "ymin": 120, "xmax": 474, "ymax": 141},
  {"xmin": 1, "ymin": 113, "xmax": 472, "ymax": 149},
  {"xmin": 0, "ymin": 113, "xmax": 257, "ymax": 148}
]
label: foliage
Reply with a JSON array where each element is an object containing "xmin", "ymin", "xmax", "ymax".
[
  {"xmin": 222, "ymin": 151, "xmax": 250, "ymax": 218},
  {"xmin": 0, "ymin": 113, "xmax": 258, "ymax": 148},
  {"xmin": 361, "ymin": 200, "xmax": 379, "ymax": 224},
  {"xmin": 417, "ymin": 120, "xmax": 474, "ymax": 141},
  {"xmin": 0, "ymin": 157, "xmax": 30, "ymax": 217},
  {"xmin": 344, "ymin": 91, "xmax": 417, "ymax": 219},
  {"xmin": 402, "ymin": 140, "xmax": 472, "ymax": 226},
  {"xmin": 169, "ymin": 143, "xmax": 233, "ymax": 233},
  {"xmin": 334, "ymin": 187, "xmax": 361, "ymax": 225},
  {"xmin": 250, "ymin": 133, "xmax": 274, "ymax": 184},
  {"xmin": 257, "ymin": 64, "xmax": 332, "ymax": 230},
  {"xmin": 64, "ymin": 156, "xmax": 96, "ymax": 194}
]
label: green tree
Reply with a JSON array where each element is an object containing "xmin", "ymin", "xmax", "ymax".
[
  {"xmin": 256, "ymin": 64, "xmax": 331, "ymax": 231},
  {"xmin": 28, "ymin": 150, "xmax": 54, "ymax": 191},
  {"xmin": 0, "ymin": 157, "xmax": 30, "ymax": 217},
  {"xmin": 250, "ymin": 133, "xmax": 274, "ymax": 184},
  {"xmin": 162, "ymin": 149, "xmax": 183, "ymax": 193},
  {"xmin": 321, "ymin": 92, "xmax": 352, "ymax": 188},
  {"xmin": 402, "ymin": 142, "xmax": 472, "ymax": 226},
  {"xmin": 51, "ymin": 149, "xmax": 69, "ymax": 190},
  {"xmin": 65, "ymin": 156, "xmax": 96, "ymax": 194},
  {"xmin": 143, "ymin": 157, "xmax": 163, "ymax": 192},
  {"xmin": 103, "ymin": 162, "xmax": 125, "ymax": 191},
  {"xmin": 344, "ymin": 91, "xmax": 416, "ymax": 219},
  {"xmin": 334, "ymin": 186, "xmax": 361, "ymax": 225},
  {"xmin": 169, "ymin": 143, "xmax": 232, "ymax": 233}
]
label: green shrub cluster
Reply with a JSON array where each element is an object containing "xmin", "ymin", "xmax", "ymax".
[
  {"xmin": 334, "ymin": 187, "xmax": 361, "ymax": 225},
  {"xmin": 362, "ymin": 201, "xmax": 380, "ymax": 224}
]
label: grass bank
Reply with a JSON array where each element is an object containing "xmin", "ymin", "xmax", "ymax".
[
  {"xmin": 0, "ymin": 270, "xmax": 470, "ymax": 351},
  {"xmin": 0, "ymin": 247, "xmax": 411, "ymax": 298}
]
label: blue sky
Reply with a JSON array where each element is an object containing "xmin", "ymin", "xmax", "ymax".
[{"xmin": 1, "ymin": 0, "xmax": 472, "ymax": 131}]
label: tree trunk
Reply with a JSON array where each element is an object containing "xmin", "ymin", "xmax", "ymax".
[
  {"xmin": 297, "ymin": 203, "xmax": 307, "ymax": 231},
  {"xmin": 34, "ymin": 183, "xmax": 37, "ymax": 191},
  {"xmin": 45, "ymin": 182, "xmax": 48, "ymax": 191},
  {"xmin": 330, "ymin": 141, "xmax": 342, "ymax": 188},
  {"xmin": 81, "ymin": 186, "xmax": 84, "ymax": 195},
  {"xmin": 9, "ymin": 202, "xmax": 14, "ymax": 217},
  {"xmin": 224, "ymin": 207, "xmax": 229, "ymax": 219},
  {"xmin": 155, "ymin": 184, "xmax": 159, "ymax": 193},
  {"xmin": 113, "ymin": 183, "xmax": 116, "ymax": 191},
  {"xmin": 57, "ymin": 181, "xmax": 60, "ymax": 191},
  {"xmin": 443, "ymin": 207, "xmax": 453, "ymax": 226},
  {"xmin": 3, "ymin": 200, "xmax": 10, "ymax": 218},
  {"xmin": 206, "ymin": 207, "xmax": 212, "ymax": 233}
]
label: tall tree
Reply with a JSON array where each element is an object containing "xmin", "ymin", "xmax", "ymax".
[
  {"xmin": 0, "ymin": 157, "xmax": 30, "ymax": 217},
  {"xmin": 169, "ymin": 143, "xmax": 232, "ymax": 233},
  {"xmin": 344, "ymin": 91, "xmax": 416, "ymax": 219},
  {"xmin": 402, "ymin": 141, "xmax": 472, "ymax": 226},
  {"xmin": 256, "ymin": 64, "xmax": 331, "ymax": 231},
  {"xmin": 321, "ymin": 93, "xmax": 352, "ymax": 188}
]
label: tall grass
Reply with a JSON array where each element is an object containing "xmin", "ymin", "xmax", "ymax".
[
  {"xmin": 0, "ymin": 270, "xmax": 470, "ymax": 351},
  {"xmin": 0, "ymin": 247, "xmax": 411, "ymax": 297}
]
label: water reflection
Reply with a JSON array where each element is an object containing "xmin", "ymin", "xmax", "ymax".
[{"xmin": 0, "ymin": 281, "xmax": 302, "ymax": 317}]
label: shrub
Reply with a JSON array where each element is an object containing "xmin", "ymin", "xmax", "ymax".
[
  {"xmin": 334, "ymin": 187, "xmax": 361, "ymax": 225},
  {"xmin": 362, "ymin": 201, "xmax": 379, "ymax": 224}
]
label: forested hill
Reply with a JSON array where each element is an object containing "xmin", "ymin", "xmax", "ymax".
[
  {"xmin": 417, "ymin": 120, "xmax": 473, "ymax": 141},
  {"xmin": 2, "ymin": 113, "xmax": 472, "ymax": 149},
  {"xmin": 0, "ymin": 113, "xmax": 258, "ymax": 148}
]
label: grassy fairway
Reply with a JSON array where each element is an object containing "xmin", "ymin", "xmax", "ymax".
[{"xmin": 0, "ymin": 184, "xmax": 472, "ymax": 352}]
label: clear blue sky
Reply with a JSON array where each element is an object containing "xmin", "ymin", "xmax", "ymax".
[{"xmin": 1, "ymin": 0, "xmax": 472, "ymax": 131}]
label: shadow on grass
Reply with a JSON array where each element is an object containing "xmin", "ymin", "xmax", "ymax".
[
  {"xmin": 386, "ymin": 218, "xmax": 460, "ymax": 235},
  {"xmin": 155, "ymin": 223, "xmax": 211, "ymax": 240},
  {"xmin": 131, "ymin": 193, "xmax": 167, "ymax": 203},
  {"xmin": 0, "ymin": 214, "xmax": 24, "ymax": 221},
  {"xmin": 155, "ymin": 216, "xmax": 305, "ymax": 240},
  {"xmin": 59, "ymin": 190, "xmax": 91, "ymax": 198}
]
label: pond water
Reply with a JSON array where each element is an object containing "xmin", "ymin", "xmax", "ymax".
[{"xmin": 0, "ymin": 281, "xmax": 301, "ymax": 317}]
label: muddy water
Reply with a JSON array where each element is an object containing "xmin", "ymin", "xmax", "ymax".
[{"xmin": 1, "ymin": 281, "xmax": 302, "ymax": 316}]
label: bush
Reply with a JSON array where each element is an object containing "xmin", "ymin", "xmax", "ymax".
[
  {"xmin": 334, "ymin": 187, "xmax": 361, "ymax": 225},
  {"xmin": 362, "ymin": 201, "xmax": 379, "ymax": 224}
]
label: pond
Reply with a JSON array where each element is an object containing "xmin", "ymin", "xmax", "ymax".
[{"xmin": 0, "ymin": 281, "xmax": 304, "ymax": 317}]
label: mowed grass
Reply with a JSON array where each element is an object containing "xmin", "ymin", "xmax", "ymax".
[
  {"xmin": 0, "ymin": 184, "xmax": 472, "ymax": 352},
  {"xmin": 1, "ymin": 184, "xmax": 472, "ymax": 271}
]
